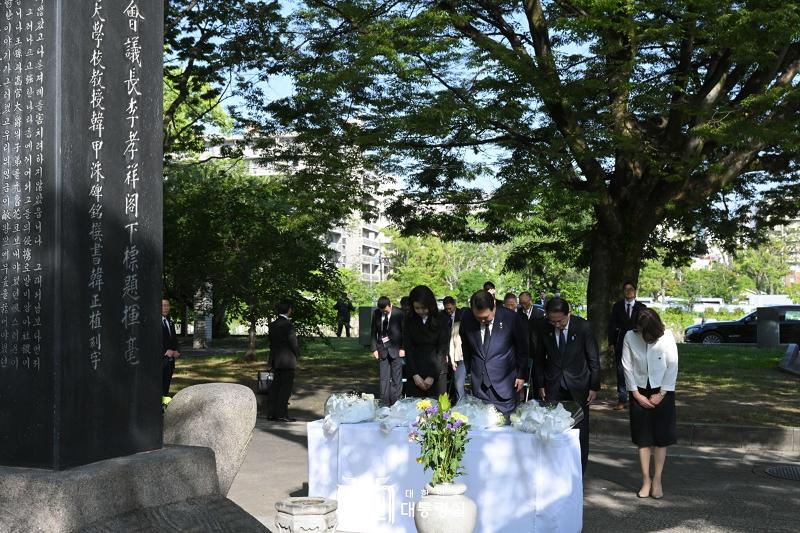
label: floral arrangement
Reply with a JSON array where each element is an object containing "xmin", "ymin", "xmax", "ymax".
[
  {"xmin": 510, "ymin": 401, "xmax": 578, "ymax": 440},
  {"xmin": 322, "ymin": 392, "xmax": 377, "ymax": 434},
  {"xmin": 375, "ymin": 398, "xmax": 423, "ymax": 434},
  {"xmin": 409, "ymin": 394, "xmax": 471, "ymax": 485},
  {"xmin": 451, "ymin": 395, "xmax": 507, "ymax": 429}
]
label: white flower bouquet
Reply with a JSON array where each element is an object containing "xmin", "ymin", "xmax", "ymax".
[
  {"xmin": 375, "ymin": 398, "xmax": 423, "ymax": 434},
  {"xmin": 510, "ymin": 401, "xmax": 578, "ymax": 440},
  {"xmin": 322, "ymin": 392, "xmax": 377, "ymax": 434},
  {"xmin": 451, "ymin": 395, "xmax": 506, "ymax": 429}
]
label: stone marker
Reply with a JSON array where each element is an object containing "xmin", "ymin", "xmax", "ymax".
[
  {"xmin": 163, "ymin": 383, "xmax": 258, "ymax": 495},
  {"xmin": 778, "ymin": 343, "xmax": 800, "ymax": 376},
  {"xmin": 274, "ymin": 497, "xmax": 338, "ymax": 533},
  {"xmin": 0, "ymin": 0, "xmax": 164, "ymax": 469}
]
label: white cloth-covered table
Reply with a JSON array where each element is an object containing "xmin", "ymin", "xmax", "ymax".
[{"xmin": 307, "ymin": 421, "xmax": 582, "ymax": 533}]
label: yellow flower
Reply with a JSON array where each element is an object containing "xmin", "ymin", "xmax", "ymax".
[
  {"xmin": 451, "ymin": 412, "xmax": 469, "ymax": 424},
  {"xmin": 416, "ymin": 399, "xmax": 432, "ymax": 410}
]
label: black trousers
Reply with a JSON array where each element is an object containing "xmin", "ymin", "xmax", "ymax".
[
  {"xmin": 162, "ymin": 356, "xmax": 175, "ymax": 396},
  {"xmin": 336, "ymin": 320, "xmax": 351, "ymax": 337},
  {"xmin": 548, "ymin": 385, "xmax": 590, "ymax": 474},
  {"xmin": 269, "ymin": 369, "xmax": 295, "ymax": 418},
  {"xmin": 379, "ymin": 355, "xmax": 403, "ymax": 406}
]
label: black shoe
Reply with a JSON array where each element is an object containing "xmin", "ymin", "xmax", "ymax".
[
  {"xmin": 266, "ymin": 416, "xmax": 277, "ymax": 421},
  {"xmin": 276, "ymin": 417, "xmax": 297, "ymax": 422}
]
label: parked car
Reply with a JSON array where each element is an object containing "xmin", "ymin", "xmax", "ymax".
[{"xmin": 684, "ymin": 305, "xmax": 800, "ymax": 344}]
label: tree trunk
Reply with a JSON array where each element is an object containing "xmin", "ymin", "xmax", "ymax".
[
  {"xmin": 180, "ymin": 303, "xmax": 188, "ymax": 337},
  {"xmin": 244, "ymin": 315, "xmax": 258, "ymax": 361},
  {"xmin": 193, "ymin": 283, "xmax": 213, "ymax": 349},
  {"xmin": 586, "ymin": 226, "xmax": 645, "ymax": 375}
]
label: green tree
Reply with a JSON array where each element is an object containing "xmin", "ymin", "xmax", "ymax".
[
  {"xmin": 163, "ymin": 0, "xmax": 286, "ymax": 157},
  {"xmin": 164, "ymin": 161, "xmax": 342, "ymax": 358},
  {"xmin": 271, "ymin": 1, "xmax": 800, "ymax": 344},
  {"xmin": 734, "ymin": 239, "xmax": 791, "ymax": 294}
]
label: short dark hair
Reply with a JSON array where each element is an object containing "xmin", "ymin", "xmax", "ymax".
[
  {"xmin": 637, "ymin": 308, "xmax": 665, "ymax": 343},
  {"xmin": 544, "ymin": 297, "xmax": 570, "ymax": 315},
  {"xmin": 276, "ymin": 299, "xmax": 292, "ymax": 315},
  {"xmin": 504, "ymin": 292, "xmax": 517, "ymax": 301},
  {"xmin": 400, "ymin": 296, "xmax": 410, "ymax": 306},
  {"xmin": 442, "ymin": 296, "xmax": 456, "ymax": 306},
  {"xmin": 470, "ymin": 290, "xmax": 496, "ymax": 311},
  {"xmin": 377, "ymin": 296, "xmax": 391, "ymax": 309},
  {"xmin": 623, "ymin": 281, "xmax": 637, "ymax": 290},
  {"xmin": 519, "ymin": 291, "xmax": 531, "ymax": 299},
  {"xmin": 483, "ymin": 281, "xmax": 496, "ymax": 290},
  {"xmin": 409, "ymin": 285, "xmax": 439, "ymax": 320}
]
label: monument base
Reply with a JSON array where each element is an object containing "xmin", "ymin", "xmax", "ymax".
[
  {"xmin": 79, "ymin": 495, "xmax": 267, "ymax": 532},
  {"xmin": 0, "ymin": 445, "xmax": 220, "ymax": 532}
]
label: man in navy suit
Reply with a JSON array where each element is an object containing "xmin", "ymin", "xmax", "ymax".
[
  {"xmin": 534, "ymin": 297, "xmax": 600, "ymax": 473},
  {"xmin": 607, "ymin": 281, "xmax": 647, "ymax": 410},
  {"xmin": 460, "ymin": 290, "xmax": 528, "ymax": 420}
]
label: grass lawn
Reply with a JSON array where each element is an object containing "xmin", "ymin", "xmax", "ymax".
[{"xmin": 172, "ymin": 337, "xmax": 799, "ymax": 427}]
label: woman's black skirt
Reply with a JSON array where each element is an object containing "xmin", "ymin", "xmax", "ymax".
[{"xmin": 629, "ymin": 384, "xmax": 676, "ymax": 447}]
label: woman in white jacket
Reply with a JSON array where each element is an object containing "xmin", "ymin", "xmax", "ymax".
[{"xmin": 622, "ymin": 308, "xmax": 678, "ymax": 499}]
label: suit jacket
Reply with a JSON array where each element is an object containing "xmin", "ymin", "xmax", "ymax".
[
  {"xmin": 162, "ymin": 316, "xmax": 179, "ymax": 357},
  {"xmin": 403, "ymin": 314, "xmax": 448, "ymax": 379},
  {"xmin": 460, "ymin": 306, "xmax": 528, "ymax": 400},
  {"xmin": 370, "ymin": 307, "xmax": 404, "ymax": 359},
  {"xmin": 333, "ymin": 299, "xmax": 355, "ymax": 321},
  {"xmin": 608, "ymin": 300, "xmax": 647, "ymax": 353},
  {"xmin": 268, "ymin": 316, "xmax": 300, "ymax": 370},
  {"xmin": 534, "ymin": 316, "xmax": 600, "ymax": 399}
]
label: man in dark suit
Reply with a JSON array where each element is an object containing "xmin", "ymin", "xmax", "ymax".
[
  {"xmin": 333, "ymin": 294, "xmax": 356, "ymax": 337},
  {"xmin": 607, "ymin": 281, "xmax": 647, "ymax": 410},
  {"xmin": 537, "ymin": 290, "xmax": 547, "ymax": 306},
  {"xmin": 267, "ymin": 300, "xmax": 300, "ymax": 422},
  {"xmin": 371, "ymin": 296, "xmax": 405, "ymax": 406},
  {"xmin": 535, "ymin": 297, "xmax": 600, "ymax": 473},
  {"xmin": 460, "ymin": 290, "xmax": 528, "ymax": 420},
  {"xmin": 483, "ymin": 281, "xmax": 505, "ymax": 308},
  {"xmin": 518, "ymin": 291, "xmax": 545, "ymax": 400},
  {"xmin": 161, "ymin": 298, "xmax": 181, "ymax": 398}
]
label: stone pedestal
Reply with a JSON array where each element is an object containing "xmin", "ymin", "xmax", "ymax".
[
  {"xmin": 0, "ymin": 445, "xmax": 219, "ymax": 532},
  {"xmin": 274, "ymin": 497, "xmax": 337, "ymax": 533}
]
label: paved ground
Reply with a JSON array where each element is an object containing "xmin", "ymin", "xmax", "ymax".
[{"xmin": 228, "ymin": 413, "xmax": 800, "ymax": 533}]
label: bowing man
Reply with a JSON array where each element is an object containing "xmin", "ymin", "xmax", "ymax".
[
  {"xmin": 460, "ymin": 290, "xmax": 528, "ymax": 420},
  {"xmin": 534, "ymin": 297, "xmax": 600, "ymax": 473}
]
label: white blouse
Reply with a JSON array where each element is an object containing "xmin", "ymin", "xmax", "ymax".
[{"xmin": 621, "ymin": 329, "xmax": 679, "ymax": 392}]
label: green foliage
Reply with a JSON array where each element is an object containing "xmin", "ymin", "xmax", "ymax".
[
  {"xmin": 270, "ymin": 0, "xmax": 800, "ymax": 341},
  {"xmin": 163, "ymin": 161, "xmax": 342, "ymax": 336},
  {"xmin": 409, "ymin": 395, "xmax": 471, "ymax": 485},
  {"xmin": 338, "ymin": 267, "xmax": 377, "ymax": 307},
  {"xmin": 733, "ymin": 238, "xmax": 791, "ymax": 294},
  {"xmin": 163, "ymin": 0, "xmax": 287, "ymax": 157}
]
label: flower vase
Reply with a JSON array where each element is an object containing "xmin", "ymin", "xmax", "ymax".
[{"xmin": 414, "ymin": 482, "xmax": 477, "ymax": 533}]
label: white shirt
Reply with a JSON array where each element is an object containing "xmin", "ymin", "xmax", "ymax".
[
  {"xmin": 554, "ymin": 320, "xmax": 570, "ymax": 348},
  {"xmin": 479, "ymin": 320, "xmax": 494, "ymax": 343},
  {"xmin": 524, "ymin": 306, "xmax": 532, "ymax": 319},
  {"xmin": 624, "ymin": 299, "xmax": 637, "ymax": 317},
  {"xmin": 621, "ymin": 330, "xmax": 678, "ymax": 391},
  {"xmin": 279, "ymin": 314, "xmax": 289, "ymax": 321}
]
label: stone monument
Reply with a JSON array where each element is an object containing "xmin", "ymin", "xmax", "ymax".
[{"xmin": 0, "ymin": 0, "xmax": 163, "ymax": 469}]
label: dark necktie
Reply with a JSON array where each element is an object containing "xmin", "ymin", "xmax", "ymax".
[
  {"xmin": 382, "ymin": 315, "xmax": 388, "ymax": 336},
  {"xmin": 482, "ymin": 323, "xmax": 491, "ymax": 353},
  {"xmin": 626, "ymin": 303, "xmax": 632, "ymax": 319},
  {"xmin": 559, "ymin": 328, "xmax": 567, "ymax": 356}
]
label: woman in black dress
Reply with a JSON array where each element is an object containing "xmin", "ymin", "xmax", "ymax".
[
  {"xmin": 403, "ymin": 285, "xmax": 448, "ymax": 398},
  {"xmin": 621, "ymin": 308, "xmax": 679, "ymax": 499}
]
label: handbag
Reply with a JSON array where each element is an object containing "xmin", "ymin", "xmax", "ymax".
[{"xmin": 256, "ymin": 370, "xmax": 274, "ymax": 395}]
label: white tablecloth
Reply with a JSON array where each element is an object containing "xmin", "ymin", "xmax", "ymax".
[{"xmin": 307, "ymin": 421, "xmax": 582, "ymax": 533}]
